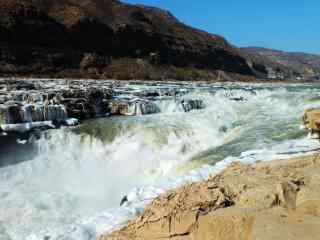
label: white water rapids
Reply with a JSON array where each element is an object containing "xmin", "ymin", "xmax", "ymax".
[{"xmin": 1, "ymin": 82, "xmax": 320, "ymax": 240}]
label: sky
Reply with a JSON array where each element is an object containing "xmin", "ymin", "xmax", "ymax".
[{"xmin": 123, "ymin": 0, "xmax": 320, "ymax": 54}]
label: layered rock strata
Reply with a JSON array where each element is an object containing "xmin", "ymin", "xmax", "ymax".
[{"xmin": 102, "ymin": 154, "xmax": 320, "ymax": 240}]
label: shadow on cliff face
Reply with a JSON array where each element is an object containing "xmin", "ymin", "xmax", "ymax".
[{"xmin": 0, "ymin": 0, "xmax": 255, "ymax": 79}]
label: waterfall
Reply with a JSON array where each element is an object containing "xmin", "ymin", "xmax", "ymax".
[
  {"xmin": 22, "ymin": 105, "xmax": 33, "ymax": 122},
  {"xmin": 1, "ymin": 82, "xmax": 320, "ymax": 240},
  {"xmin": 20, "ymin": 104, "xmax": 68, "ymax": 123},
  {"xmin": 1, "ymin": 104, "xmax": 68, "ymax": 133}
]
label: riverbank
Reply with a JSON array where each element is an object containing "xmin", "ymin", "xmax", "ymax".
[
  {"xmin": 102, "ymin": 153, "xmax": 320, "ymax": 240},
  {"xmin": 0, "ymin": 76, "xmax": 319, "ymax": 84},
  {"xmin": 2, "ymin": 81, "xmax": 320, "ymax": 240}
]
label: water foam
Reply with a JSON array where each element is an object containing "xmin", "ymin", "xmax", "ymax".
[{"xmin": 1, "ymin": 82, "xmax": 320, "ymax": 240}]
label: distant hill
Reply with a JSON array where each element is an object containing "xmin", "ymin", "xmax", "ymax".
[
  {"xmin": 0, "ymin": 0, "xmax": 253, "ymax": 80},
  {"xmin": 241, "ymin": 47, "xmax": 320, "ymax": 80}
]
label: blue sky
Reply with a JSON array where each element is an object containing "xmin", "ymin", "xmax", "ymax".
[{"xmin": 123, "ymin": 0, "xmax": 319, "ymax": 54}]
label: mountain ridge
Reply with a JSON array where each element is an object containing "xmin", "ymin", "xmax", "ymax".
[
  {"xmin": 241, "ymin": 47, "xmax": 320, "ymax": 80},
  {"xmin": 0, "ymin": 0, "xmax": 318, "ymax": 81},
  {"xmin": 0, "ymin": 0, "xmax": 254, "ymax": 80}
]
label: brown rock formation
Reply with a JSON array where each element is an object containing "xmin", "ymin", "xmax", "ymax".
[
  {"xmin": 102, "ymin": 154, "xmax": 320, "ymax": 240},
  {"xmin": 241, "ymin": 47, "xmax": 320, "ymax": 80},
  {"xmin": 0, "ymin": 0, "xmax": 254, "ymax": 80},
  {"xmin": 303, "ymin": 108, "xmax": 320, "ymax": 130}
]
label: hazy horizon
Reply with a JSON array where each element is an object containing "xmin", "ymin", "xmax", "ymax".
[{"xmin": 123, "ymin": 0, "xmax": 320, "ymax": 55}]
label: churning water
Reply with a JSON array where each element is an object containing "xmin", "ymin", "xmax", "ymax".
[{"xmin": 1, "ymin": 81, "xmax": 320, "ymax": 240}]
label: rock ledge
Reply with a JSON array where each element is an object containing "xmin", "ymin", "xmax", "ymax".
[{"xmin": 102, "ymin": 154, "xmax": 320, "ymax": 240}]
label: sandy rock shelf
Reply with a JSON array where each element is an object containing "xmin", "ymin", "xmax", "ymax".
[
  {"xmin": 303, "ymin": 108, "xmax": 320, "ymax": 139},
  {"xmin": 102, "ymin": 154, "xmax": 320, "ymax": 240}
]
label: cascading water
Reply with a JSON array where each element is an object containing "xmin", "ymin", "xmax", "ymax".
[{"xmin": 1, "ymin": 82, "xmax": 320, "ymax": 240}]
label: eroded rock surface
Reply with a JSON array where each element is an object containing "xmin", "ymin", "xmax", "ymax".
[
  {"xmin": 303, "ymin": 108, "xmax": 320, "ymax": 129},
  {"xmin": 303, "ymin": 108, "xmax": 320, "ymax": 138},
  {"xmin": 102, "ymin": 155, "xmax": 320, "ymax": 240}
]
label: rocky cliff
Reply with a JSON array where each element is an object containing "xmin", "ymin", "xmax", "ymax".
[
  {"xmin": 0, "ymin": 0, "xmax": 254, "ymax": 80},
  {"xmin": 241, "ymin": 47, "xmax": 320, "ymax": 80}
]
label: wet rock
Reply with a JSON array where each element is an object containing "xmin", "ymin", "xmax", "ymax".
[
  {"xmin": 120, "ymin": 195, "xmax": 128, "ymax": 206},
  {"xmin": 110, "ymin": 99, "xmax": 160, "ymax": 116},
  {"xmin": 134, "ymin": 91, "xmax": 161, "ymax": 98},
  {"xmin": 230, "ymin": 97, "xmax": 247, "ymax": 102},
  {"xmin": 181, "ymin": 99, "xmax": 205, "ymax": 112}
]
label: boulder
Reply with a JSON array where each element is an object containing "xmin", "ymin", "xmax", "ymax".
[
  {"xmin": 303, "ymin": 108, "xmax": 320, "ymax": 130},
  {"xmin": 181, "ymin": 99, "xmax": 205, "ymax": 112}
]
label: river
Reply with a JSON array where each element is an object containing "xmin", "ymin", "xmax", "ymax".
[{"xmin": 1, "ymin": 81, "xmax": 320, "ymax": 240}]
